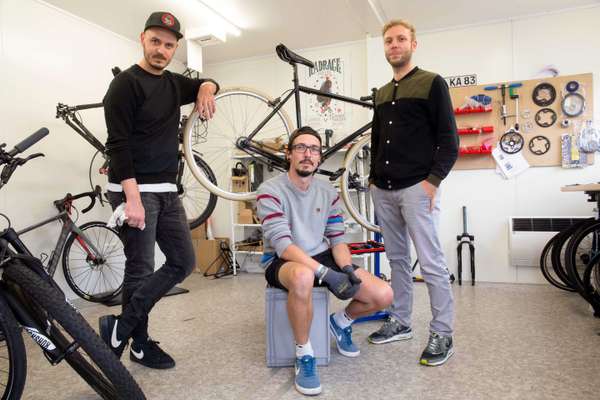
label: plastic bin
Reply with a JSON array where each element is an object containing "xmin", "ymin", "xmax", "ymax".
[{"xmin": 265, "ymin": 286, "xmax": 330, "ymax": 367}]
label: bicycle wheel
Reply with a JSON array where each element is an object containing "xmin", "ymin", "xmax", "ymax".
[
  {"xmin": 3, "ymin": 260, "xmax": 145, "ymax": 399},
  {"xmin": 550, "ymin": 219, "xmax": 594, "ymax": 289},
  {"xmin": 539, "ymin": 233, "xmax": 576, "ymax": 292},
  {"xmin": 341, "ymin": 134, "xmax": 380, "ymax": 232},
  {"xmin": 565, "ymin": 220, "xmax": 600, "ymax": 305},
  {"xmin": 180, "ymin": 151, "xmax": 218, "ymax": 229},
  {"xmin": 0, "ymin": 292, "xmax": 27, "ymax": 400},
  {"xmin": 62, "ymin": 221, "xmax": 125, "ymax": 303},
  {"xmin": 89, "ymin": 150, "xmax": 109, "ymax": 196},
  {"xmin": 183, "ymin": 88, "xmax": 293, "ymax": 201}
]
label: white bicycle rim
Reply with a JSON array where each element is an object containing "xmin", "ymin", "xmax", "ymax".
[
  {"xmin": 340, "ymin": 134, "xmax": 380, "ymax": 233},
  {"xmin": 183, "ymin": 88, "xmax": 293, "ymax": 201}
]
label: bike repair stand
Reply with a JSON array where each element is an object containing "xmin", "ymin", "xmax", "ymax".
[
  {"xmin": 456, "ymin": 206, "xmax": 475, "ymax": 286},
  {"xmin": 351, "ymin": 235, "xmax": 390, "ymax": 324},
  {"xmin": 204, "ymin": 240, "xmax": 239, "ymax": 279}
]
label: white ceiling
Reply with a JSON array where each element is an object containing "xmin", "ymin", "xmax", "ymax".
[{"xmin": 43, "ymin": 0, "xmax": 600, "ymax": 65}]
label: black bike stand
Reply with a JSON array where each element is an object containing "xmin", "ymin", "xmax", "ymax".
[{"xmin": 100, "ymin": 286, "xmax": 189, "ymax": 307}]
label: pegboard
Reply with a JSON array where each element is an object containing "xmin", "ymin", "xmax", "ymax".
[{"xmin": 451, "ymin": 73, "xmax": 594, "ymax": 170}]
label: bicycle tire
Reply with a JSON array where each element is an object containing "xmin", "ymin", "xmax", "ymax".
[
  {"xmin": 550, "ymin": 219, "xmax": 594, "ymax": 289},
  {"xmin": 539, "ymin": 232, "xmax": 576, "ymax": 292},
  {"xmin": 62, "ymin": 221, "xmax": 125, "ymax": 303},
  {"xmin": 341, "ymin": 134, "xmax": 380, "ymax": 232},
  {"xmin": 3, "ymin": 260, "xmax": 145, "ymax": 399},
  {"xmin": 565, "ymin": 220, "xmax": 600, "ymax": 309},
  {"xmin": 0, "ymin": 292, "xmax": 27, "ymax": 400},
  {"xmin": 183, "ymin": 88, "xmax": 293, "ymax": 201},
  {"xmin": 181, "ymin": 152, "xmax": 218, "ymax": 229}
]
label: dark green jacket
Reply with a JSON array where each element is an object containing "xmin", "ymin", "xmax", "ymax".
[{"xmin": 370, "ymin": 67, "xmax": 458, "ymax": 189}]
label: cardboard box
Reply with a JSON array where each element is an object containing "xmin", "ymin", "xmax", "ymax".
[
  {"xmin": 190, "ymin": 223, "xmax": 207, "ymax": 240},
  {"xmin": 235, "ymin": 241, "xmax": 263, "ymax": 252},
  {"xmin": 238, "ymin": 208, "xmax": 254, "ymax": 224},
  {"xmin": 231, "ymin": 176, "xmax": 249, "ymax": 193},
  {"xmin": 193, "ymin": 237, "xmax": 230, "ymax": 275}
]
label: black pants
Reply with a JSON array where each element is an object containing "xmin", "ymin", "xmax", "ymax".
[{"xmin": 107, "ymin": 191, "xmax": 195, "ymax": 341}]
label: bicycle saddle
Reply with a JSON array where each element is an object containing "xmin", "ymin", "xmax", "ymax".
[{"xmin": 276, "ymin": 44, "xmax": 314, "ymax": 69}]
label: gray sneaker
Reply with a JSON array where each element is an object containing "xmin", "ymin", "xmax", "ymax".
[
  {"xmin": 367, "ymin": 317, "xmax": 413, "ymax": 344},
  {"xmin": 419, "ymin": 332, "xmax": 454, "ymax": 366}
]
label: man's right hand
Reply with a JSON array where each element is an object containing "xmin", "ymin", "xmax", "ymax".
[
  {"xmin": 318, "ymin": 267, "xmax": 361, "ymax": 300},
  {"xmin": 124, "ymin": 200, "xmax": 145, "ymax": 229}
]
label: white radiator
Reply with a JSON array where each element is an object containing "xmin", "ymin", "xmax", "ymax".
[{"xmin": 508, "ymin": 217, "xmax": 590, "ymax": 267}]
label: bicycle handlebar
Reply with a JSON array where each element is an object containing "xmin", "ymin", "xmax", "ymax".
[
  {"xmin": 53, "ymin": 185, "xmax": 103, "ymax": 214},
  {"xmin": 9, "ymin": 128, "xmax": 49, "ymax": 157}
]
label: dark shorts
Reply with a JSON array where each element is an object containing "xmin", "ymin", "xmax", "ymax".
[{"xmin": 264, "ymin": 249, "xmax": 358, "ymax": 291}]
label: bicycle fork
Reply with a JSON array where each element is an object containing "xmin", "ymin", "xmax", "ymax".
[{"xmin": 456, "ymin": 206, "xmax": 475, "ymax": 286}]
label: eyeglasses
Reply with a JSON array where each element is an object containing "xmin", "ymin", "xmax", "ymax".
[{"xmin": 291, "ymin": 143, "xmax": 321, "ymax": 155}]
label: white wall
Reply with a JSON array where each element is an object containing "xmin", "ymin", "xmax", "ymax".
[
  {"xmin": 367, "ymin": 6, "xmax": 600, "ymax": 283},
  {"xmin": 0, "ymin": 0, "xmax": 187, "ymax": 297}
]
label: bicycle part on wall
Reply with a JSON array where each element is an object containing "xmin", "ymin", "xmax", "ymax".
[
  {"xmin": 532, "ymin": 82, "xmax": 556, "ymax": 107},
  {"xmin": 528, "ymin": 135, "xmax": 551, "ymax": 155},
  {"xmin": 451, "ymin": 72, "xmax": 593, "ymax": 169},
  {"xmin": 561, "ymin": 92, "xmax": 586, "ymax": 117},
  {"xmin": 535, "ymin": 108, "xmax": 557, "ymax": 128},
  {"xmin": 499, "ymin": 130, "xmax": 524, "ymax": 154}
]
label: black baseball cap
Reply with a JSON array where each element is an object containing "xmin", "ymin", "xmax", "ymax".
[{"xmin": 144, "ymin": 11, "xmax": 183, "ymax": 40}]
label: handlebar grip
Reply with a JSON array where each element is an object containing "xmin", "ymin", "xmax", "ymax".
[
  {"xmin": 10, "ymin": 128, "xmax": 49, "ymax": 156},
  {"xmin": 81, "ymin": 195, "xmax": 96, "ymax": 214},
  {"xmin": 112, "ymin": 66, "xmax": 122, "ymax": 77},
  {"xmin": 74, "ymin": 103, "xmax": 104, "ymax": 111},
  {"xmin": 360, "ymin": 95, "xmax": 373, "ymax": 101}
]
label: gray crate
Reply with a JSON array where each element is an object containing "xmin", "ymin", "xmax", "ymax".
[{"xmin": 265, "ymin": 287, "xmax": 330, "ymax": 367}]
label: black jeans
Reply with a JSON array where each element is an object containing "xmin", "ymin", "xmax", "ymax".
[{"xmin": 106, "ymin": 191, "xmax": 195, "ymax": 342}]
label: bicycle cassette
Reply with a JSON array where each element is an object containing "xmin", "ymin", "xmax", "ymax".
[
  {"xmin": 535, "ymin": 108, "xmax": 557, "ymax": 128},
  {"xmin": 528, "ymin": 135, "xmax": 551, "ymax": 155},
  {"xmin": 500, "ymin": 130, "xmax": 524, "ymax": 154}
]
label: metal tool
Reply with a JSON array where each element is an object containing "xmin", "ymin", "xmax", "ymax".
[
  {"xmin": 485, "ymin": 82, "xmax": 523, "ymax": 126},
  {"xmin": 456, "ymin": 206, "xmax": 475, "ymax": 286}
]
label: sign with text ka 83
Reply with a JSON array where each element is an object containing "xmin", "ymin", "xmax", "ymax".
[{"xmin": 444, "ymin": 74, "xmax": 477, "ymax": 88}]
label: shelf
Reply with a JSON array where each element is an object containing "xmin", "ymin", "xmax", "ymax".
[
  {"xmin": 457, "ymin": 126, "xmax": 494, "ymax": 135},
  {"xmin": 454, "ymin": 106, "xmax": 492, "ymax": 115},
  {"xmin": 235, "ymin": 250, "xmax": 263, "ymax": 255},
  {"xmin": 234, "ymin": 223, "xmax": 261, "ymax": 227},
  {"xmin": 459, "ymin": 145, "xmax": 493, "ymax": 155}
]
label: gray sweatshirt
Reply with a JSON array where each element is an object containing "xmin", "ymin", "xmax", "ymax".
[{"xmin": 256, "ymin": 173, "xmax": 346, "ymax": 268}]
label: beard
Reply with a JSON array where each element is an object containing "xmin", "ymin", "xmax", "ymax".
[
  {"xmin": 385, "ymin": 50, "xmax": 412, "ymax": 69},
  {"xmin": 295, "ymin": 167, "xmax": 314, "ymax": 177},
  {"xmin": 143, "ymin": 50, "xmax": 170, "ymax": 71}
]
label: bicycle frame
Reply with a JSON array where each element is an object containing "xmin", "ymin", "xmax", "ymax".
[{"xmin": 236, "ymin": 62, "xmax": 374, "ymax": 179}]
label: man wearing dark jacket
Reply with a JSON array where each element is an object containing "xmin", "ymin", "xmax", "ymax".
[
  {"xmin": 98, "ymin": 11, "xmax": 219, "ymax": 370},
  {"xmin": 367, "ymin": 20, "xmax": 459, "ymax": 367}
]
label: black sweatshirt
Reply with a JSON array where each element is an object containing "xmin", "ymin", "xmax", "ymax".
[
  {"xmin": 369, "ymin": 67, "xmax": 458, "ymax": 190},
  {"xmin": 103, "ymin": 64, "xmax": 219, "ymax": 185}
]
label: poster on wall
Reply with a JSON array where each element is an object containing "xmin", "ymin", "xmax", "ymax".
[{"xmin": 300, "ymin": 54, "xmax": 352, "ymax": 133}]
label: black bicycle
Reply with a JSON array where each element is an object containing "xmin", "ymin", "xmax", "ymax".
[
  {"xmin": 181, "ymin": 43, "xmax": 379, "ymax": 231},
  {"xmin": 0, "ymin": 128, "xmax": 145, "ymax": 399},
  {"xmin": 56, "ymin": 68, "xmax": 218, "ymax": 229}
]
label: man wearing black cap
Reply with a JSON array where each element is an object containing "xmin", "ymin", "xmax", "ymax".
[{"xmin": 99, "ymin": 11, "xmax": 220, "ymax": 370}]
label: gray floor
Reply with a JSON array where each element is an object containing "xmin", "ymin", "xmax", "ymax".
[{"xmin": 20, "ymin": 273, "xmax": 600, "ymax": 400}]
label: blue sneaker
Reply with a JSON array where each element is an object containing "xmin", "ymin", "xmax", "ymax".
[
  {"xmin": 295, "ymin": 355, "xmax": 321, "ymax": 396},
  {"xmin": 329, "ymin": 314, "xmax": 360, "ymax": 357}
]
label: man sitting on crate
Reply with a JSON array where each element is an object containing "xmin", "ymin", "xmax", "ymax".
[{"xmin": 257, "ymin": 126, "xmax": 393, "ymax": 396}]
